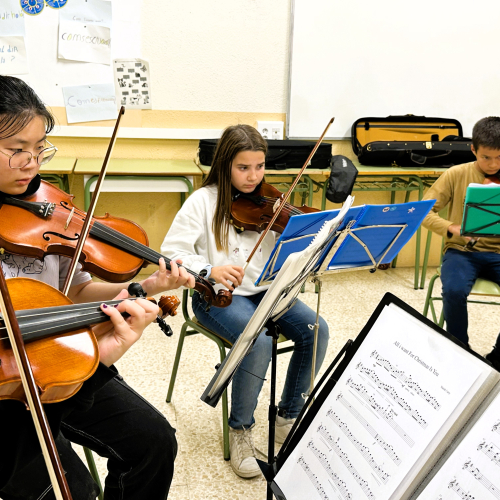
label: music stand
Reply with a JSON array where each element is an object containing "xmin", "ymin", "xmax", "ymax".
[
  {"xmin": 256, "ymin": 199, "xmax": 434, "ymax": 392},
  {"xmin": 201, "ymin": 197, "xmax": 434, "ymax": 498},
  {"xmin": 461, "ymin": 183, "xmax": 500, "ymax": 237},
  {"xmin": 201, "ymin": 197, "xmax": 354, "ymax": 500}
]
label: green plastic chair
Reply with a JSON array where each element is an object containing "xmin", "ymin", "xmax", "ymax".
[
  {"xmin": 166, "ymin": 289, "xmax": 293, "ymax": 460},
  {"xmin": 423, "ymin": 266, "xmax": 500, "ymax": 327},
  {"xmin": 84, "ymin": 447, "xmax": 103, "ymax": 500}
]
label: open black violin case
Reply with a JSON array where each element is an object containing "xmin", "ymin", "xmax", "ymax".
[{"xmin": 351, "ymin": 115, "xmax": 476, "ymax": 167}]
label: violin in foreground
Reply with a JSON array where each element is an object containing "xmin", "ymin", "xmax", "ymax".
[
  {"xmin": 0, "ymin": 278, "xmax": 177, "ymax": 405},
  {"xmin": 0, "ymin": 177, "xmax": 232, "ymax": 309}
]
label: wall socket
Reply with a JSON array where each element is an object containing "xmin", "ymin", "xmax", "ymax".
[{"xmin": 257, "ymin": 120, "xmax": 284, "ymax": 140}]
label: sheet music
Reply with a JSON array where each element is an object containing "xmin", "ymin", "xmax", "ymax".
[
  {"xmin": 274, "ymin": 304, "xmax": 491, "ymax": 500},
  {"xmin": 417, "ymin": 387, "xmax": 500, "ymax": 500}
]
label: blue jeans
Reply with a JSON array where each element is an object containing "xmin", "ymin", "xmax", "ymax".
[
  {"xmin": 192, "ymin": 291, "xmax": 329, "ymax": 429},
  {"xmin": 441, "ymin": 248, "xmax": 500, "ymax": 346}
]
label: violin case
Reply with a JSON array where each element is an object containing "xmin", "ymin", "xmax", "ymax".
[
  {"xmin": 198, "ymin": 139, "xmax": 332, "ymax": 169},
  {"xmin": 352, "ymin": 115, "xmax": 476, "ymax": 167}
]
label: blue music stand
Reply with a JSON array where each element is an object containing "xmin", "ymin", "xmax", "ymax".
[{"xmin": 256, "ymin": 200, "xmax": 435, "ymax": 286}]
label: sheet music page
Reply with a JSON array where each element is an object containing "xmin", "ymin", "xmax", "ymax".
[
  {"xmin": 274, "ymin": 303, "xmax": 491, "ymax": 500},
  {"xmin": 417, "ymin": 386, "xmax": 500, "ymax": 500}
]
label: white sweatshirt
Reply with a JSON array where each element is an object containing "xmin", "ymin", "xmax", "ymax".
[{"xmin": 161, "ymin": 185, "xmax": 279, "ymax": 296}]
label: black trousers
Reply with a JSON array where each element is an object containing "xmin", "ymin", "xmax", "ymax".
[{"xmin": 0, "ymin": 375, "xmax": 177, "ymax": 500}]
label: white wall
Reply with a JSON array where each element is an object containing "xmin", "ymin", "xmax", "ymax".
[{"xmin": 142, "ymin": 0, "xmax": 291, "ymax": 113}]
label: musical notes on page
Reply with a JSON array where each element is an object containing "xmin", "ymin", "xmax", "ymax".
[
  {"xmin": 273, "ymin": 302, "xmax": 489, "ymax": 500},
  {"xmin": 417, "ymin": 387, "xmax": 500, "ymax": 499}
]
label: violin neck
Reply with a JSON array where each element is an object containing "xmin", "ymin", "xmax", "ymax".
[
  {"xmin": 91, "ymin": 222, "xmax": 198, "ymax": 278},
  {"xmin": 4, "ymin": 301, "xmax": 126, "ymax": 343}
]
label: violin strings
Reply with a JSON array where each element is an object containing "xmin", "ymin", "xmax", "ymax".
[
  {"xmin": 42, "ymin": 205, "xmax": 200, "ymax": 279},
  {"xmin": 259, "ymin": 196, "xmax": 304, "ymax": 216},
  {"xmin": 0, "ymin": 300, "xmax": 126, "ymax": 341}
]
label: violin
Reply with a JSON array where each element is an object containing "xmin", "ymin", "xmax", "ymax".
[
  {"xmin": 0, "ymin": 277, "xmax": 176, "ymax": 404},
  {"xmin": 230, "ymin": 181, "xmax": 320, "ymax": 234},
  {"xmin": 484, "ymin": 174, "xmax": 500, "ymax": 185},
  {"xmin": 0, "ymin": 177, "xmax": 231, "ymax": 309}
]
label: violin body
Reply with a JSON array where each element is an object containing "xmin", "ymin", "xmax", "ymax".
[
  {"xmin": 230, "ymin": 182, "xmax": 319, "ymax": 234},
  {"xmin": 0, "ymin": 278, "xmax": 99, "ymax": 404},
  {"xmin": 0, "ymin": 181, "xmax": 149, "ymax": 283},
  {"xmin": 0, "ymin": 180, "xmax": 231, "ymax": 307}
]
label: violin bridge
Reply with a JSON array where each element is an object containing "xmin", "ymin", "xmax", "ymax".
[
  {"xmin": 64, "ymin": 208, "xmax": 75, "ymax": 230},
  {"xmin": 273, "ymin": 198, "xmax": 281, "ymax": 212}
]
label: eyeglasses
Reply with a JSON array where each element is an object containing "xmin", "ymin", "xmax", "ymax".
[{"xmin": 0, "ymin": 140, "xmax": 58, "ymax": 169}]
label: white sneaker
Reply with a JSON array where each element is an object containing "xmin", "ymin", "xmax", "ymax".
[
  {"xmin": 275, "ymin": 415, "xmax": 296, "ymax": 444},
  {"xmin": 229, "ymin": 425, "xmax": 261, "ymax": 478}
]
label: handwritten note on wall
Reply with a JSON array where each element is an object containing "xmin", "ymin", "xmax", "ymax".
[
  {"xmin": 62, "ymin": 83, "xmax": 117, "ymax": 124},
  {"xmin": 0, "ymin": 0, "xmax": 25, "ymax": 36},
  {"xmin": 0, "ymin": 36, "xmax": 28, "ymax": 75},
  {"xmin": 58, "ymin": 0, "xmax": 112, "ymax": 65}
]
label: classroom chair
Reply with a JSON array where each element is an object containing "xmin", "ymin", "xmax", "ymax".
[
  {"xmin": 84, "ymin": 447, "xmax": 103, "ymax": 500},
  {"xmin": 423, "ymin": 267, "xmax": 500, "ymax": 327},
  {"xmin": 166, "ymin": 289, "xmax": 293, "ymax": 460}
]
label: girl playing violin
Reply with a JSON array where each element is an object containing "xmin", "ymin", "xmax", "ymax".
[
  {"xmin": 162, "ymin": 124, "xmax": 329, "ymax": 479},
  {"xmin": 0, "ymin": 76, "xmax": 193, "ymax": 499}
]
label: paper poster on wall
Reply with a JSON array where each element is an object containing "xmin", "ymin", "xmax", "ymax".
[
  {"xmin": 58, "ymin": 0, "xmax": 112, "ymax": 65},
  {"xmin": 113, "ymin": 59, "xmax": 152, "ymax": 109},
  {"xmin": 0, "ymin": 36, "xmax": 28, "ymax": 75},
  {"xmin": 62, "ymin": 83, "xmax": 117, "ymax": 124},
  {"xmin": 1, "ymin": 0, "xmax": 26, "ymax": 36}
]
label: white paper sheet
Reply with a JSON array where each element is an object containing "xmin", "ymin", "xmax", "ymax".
[
  {"xmin": 62, "ymin": 83, "xmax": 117, "ymax": 123},
  {"xmin": 0, "ymin": 36, "xmax": 28, "ymax": 75},
  {"xmin": 418, "ymin": 387, "xmax": 500, "ymax": 499},
  {"xmin": 113, "ymin": 58, "xmax": 151, "ymax": 109},
  {"xmin": 274, "ymin": 304, "xmax": 490, "ymax": 500},
  {"xmin": 58, "ymin": 20, "xmax": 111, "ymax": 65},
  {"xmin": 0, "ymin": 0, "xmax": 25, "ymax": 36},
  {"xmin": 57, "ymin": 0, "xmax": 112, "ymax": 65}
]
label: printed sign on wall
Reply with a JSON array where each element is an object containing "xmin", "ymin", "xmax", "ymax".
[{"xmin": 113, "ymin": 59, "xmax": 152, "ymax": 109}]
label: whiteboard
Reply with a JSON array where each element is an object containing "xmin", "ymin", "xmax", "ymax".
[{"xmin": 288, "ymin": 0, "xmax": 500, "ymax": 139}]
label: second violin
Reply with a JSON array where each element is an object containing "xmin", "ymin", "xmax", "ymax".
[{"xmin": 230, "ymin": 181, "xmax": 319, "ymax": 234}]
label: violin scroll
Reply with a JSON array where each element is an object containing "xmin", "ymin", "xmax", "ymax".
[
  {"xmin": 157, "ymin": 295, "xmax": 180, "ymax": 317},
  {"xmin": 194, "ymin": 276, "xmax": 233, "ymax": 310}
]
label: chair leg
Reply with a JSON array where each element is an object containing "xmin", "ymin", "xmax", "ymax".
[
  {"xmin": 166, "ymin": 323, "xmax": 189, "ymax": 403},
  {"xmin": 423, "ymin": 273, "xmax": 438, "ymax": 318},
  {"xmin": 419, "ymin": 230, "xmax": 433, "ymax": 289},
  {"xmin": 222, "ymin": 387, "xmax": 230, "ymax": 461},
  {"xmin": 84, "ymin": 447, "xmax": 103, "ymax": 500}
]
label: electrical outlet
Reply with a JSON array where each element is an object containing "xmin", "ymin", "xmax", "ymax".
[{"xmin": 257, "ymin": 121, "xmax": 284, "ymax": 140}]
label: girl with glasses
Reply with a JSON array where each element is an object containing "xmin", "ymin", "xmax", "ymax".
[{"xmin": 0, "ymin": 75, "xmax": 191, "ymax": 499}]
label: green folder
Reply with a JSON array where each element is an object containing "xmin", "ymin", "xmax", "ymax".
[{"xmin": 462, "ymin": 184, "xmax": 500, "ymax": 237}]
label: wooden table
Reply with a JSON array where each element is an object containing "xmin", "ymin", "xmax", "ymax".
[
  {"xmin": 74, "ymin": 159, "xmax": 203, "ymax": 210},
  {"xmin": 39, "ymin": 157, "xmax": 77, "ymax": 192}
]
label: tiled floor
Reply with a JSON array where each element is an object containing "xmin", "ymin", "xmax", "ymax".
[{"xmin": 77, "ymin": 267, "xmax": 500, "ymax": 499}]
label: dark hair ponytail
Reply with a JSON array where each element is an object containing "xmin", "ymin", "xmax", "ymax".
[{"xmin": 0, "ymin": 76, "xmax": 55, "ymax": 139}]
